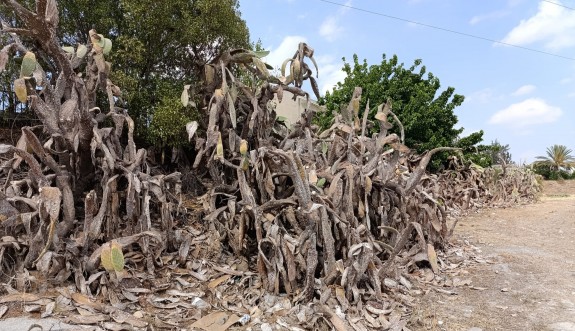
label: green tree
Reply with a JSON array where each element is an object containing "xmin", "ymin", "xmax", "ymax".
[
  {"xmin": 320, "ymin": 54, "xmax": 481, "ymax": 170},
  {"xmin": 3, "ymin": 0, "xmax": 251, "ymax": 148},
  {"xmin": 535, "ymin": 144, "xmax": 575, "ymax": 171},
  {"xmin": 461, "ymin": 139, "xmax": 512, "ymax": 168},
  {"xmin": 489, "ymin": 140, "xmax": 512, "ymax": 165},
  {"xmin": 454, "ymin": 131, "xmax": 488, "ymax": 167},
  {"xmin": 0, "ymin": 4, "xmax": 36, "ymax": 126}
]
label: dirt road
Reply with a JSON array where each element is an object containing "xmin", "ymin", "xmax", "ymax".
[{"xmin": 412, "ymin": 181, "xmax": 575, "ymax": 331}]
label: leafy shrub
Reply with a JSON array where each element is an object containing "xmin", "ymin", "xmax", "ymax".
[{"xmin": 532, "ymin": 162, "xmax": 574, "ymax": 180}]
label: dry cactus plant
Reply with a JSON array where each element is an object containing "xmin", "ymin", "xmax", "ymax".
[
  {"xmin": 0, "ymin": 0, "xmax": 181, "ymax": 291},
  {"xmin": 0, "ymin": 1, "xmax": 540, "ymax": 329},
  {"xmin": 182, "ymin": 37, "xmax": 540, "ymax": 312}
]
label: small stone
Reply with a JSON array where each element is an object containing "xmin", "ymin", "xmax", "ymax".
[
  {"xmin": 467, "ymin": 328, "xmax": 483, "ymax": 331},
  {"xmin": 384, "ymin": 278, "xmax": 398, "ymax": 288},
  {"xmin": 238, "ymin": 314, "xmax": 251, "ymax": 325},
  {"xmin": 191, "ymin": 297, "xmax": 210, "ymax": 309},
  {"xmin": 24, "ymin": 305, "xmax": 41, "ymax": 313},
  {"xmin": 463, "ymin": 308, "xmax": 473, "ymax": 318}
]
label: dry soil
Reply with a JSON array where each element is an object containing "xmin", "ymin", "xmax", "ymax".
[{"xmin": 412, "ymin": 180, "xmax": 575, "ymax": 331}]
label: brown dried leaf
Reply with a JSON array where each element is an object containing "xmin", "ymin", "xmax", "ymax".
[
  {"xmin": 0, "ymin": 292, "xmax": 40, "ymax": 303},
  {"xmin": 71, "ymin": 292, "xmax": 103, "ymax": 311},
  {"xmin": 109, "ymin": 307, "xmax": 148, "ymax": 328},
  {"xmin": 205, "ymin": 64, "xmax": 216, "ymax": 85},
  {"xmin": 208, "ymin": 274, "xmax": 232, "ymax": 289},
  {"xmin": 321, "ymin": 305, "xmax": 348, "ymax": 331},
  {"xmin": 0, "ymin": 47, "xmax": 9, "ymax": 73},
  {"xmin": 253, "ymin": 57, "xmax": 269, "ymax": 78},
  {"xmin": 45, "ymin": 0, "xmax": 59, "ymax": 26},
  {"xmin": 190, "ymin": 311, "xmax": 241, "ymax": 331},
  {"xmin": 13, "ymin": 78, "xmax": 27, "ymax": 103},
  {"xmin": 427, "ymin": 243, "xmax": 439, "ymax": 274},
  {"xmin": 66, "ymin": 314, "xmax": 109, "ymax": 325}
]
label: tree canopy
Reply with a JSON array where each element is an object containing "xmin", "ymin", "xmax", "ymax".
[
  {"xmin": 320, "ymin": 54, "xmax": 482, "ymax": 169},
  {"xmin": 2, "ymin": 0, "xmax": 251, "ymax": 147},
  {"xmin": 459, "ymin": 138, "xmax": 512, "ymax": 168}
]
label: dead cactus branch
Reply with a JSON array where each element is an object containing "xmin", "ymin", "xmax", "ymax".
[
  {"xmin": 0, "ymin": 2, "xmax": 540, "ymax": 329},
  {"xmin": 0, "ymin": 1, "xmax": 181, "ymax": 288},
  {"xmin": 182, "ymin": 41, "xmax": 540, "ymax": 318}
]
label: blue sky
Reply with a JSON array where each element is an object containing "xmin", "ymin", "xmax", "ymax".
[{"xmin": 240, "ymin": 0, "xmax": 575, "ymax": 164}]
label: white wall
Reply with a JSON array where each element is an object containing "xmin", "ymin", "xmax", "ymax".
[{"xmin": 273, "ymin": 91, "xmax": 324, "ymax": 127}]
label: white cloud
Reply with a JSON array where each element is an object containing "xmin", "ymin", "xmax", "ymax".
[
  {"xmin": 315, "ymin": 55, "xmax": 347, "ymax": 95},
  {"xmin": 466, "ymin": 88, "xmax": 497, "ymax": 104},
  {"xmin": 318, "ymin": 0, "xmax": 352, "ymax": 42},
  {"xmin": 264, "ymin": 35, "xmax": 307, "ymax": 70},
  {"xmin": 511, "ymin": 84, "xmax": 536, "ymax": 96},
  {"xmin": 560, "ymin": 77, "xmax": 573, "ymax": 84},
  {"xmin": 489, "ymin": 98, "xmax": 562, "ymax": 128},
  {"xmin": 501, "ymin": 1, "xmax": 575, "ymax": 50},
  {"xmin": 469, "ymin": 10, "xmax": 507, "ymax": 25},
  {"xmin": 319, "ymin": 17, "xmax": 343, "ymax": 42},
  {"xmin": 470, "ymin": 0, "xmax": 521, "ymax": 25}
]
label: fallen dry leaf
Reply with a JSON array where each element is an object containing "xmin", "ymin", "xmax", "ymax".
[
  {"xmin": 189, "ymin": 311, "xmax": 241, "ymax": 331},
  {"xmin": 66, "ymin": 314, "xmax": 109, "ymax": 324},
  {"xmin": 208, "ymin": 274, "xmax": 232, "ymax": 289},
  {"xmin": 427, "ymin": 244, "xmax": 439, "ymax": 274},
  {"xmin": 0, "ymin": 292, "xmax": 40, "ymax": 303},
  {"xmin": 109, "ymin": 307, "xmax": 149, "ymax": 328},
  {"xmin": 71, "ymin": 292, "xmax": 103, "ymax": 311},
  {"xmin": 321, "ymin": 305, "xmax": 349, "ymax": 331}
]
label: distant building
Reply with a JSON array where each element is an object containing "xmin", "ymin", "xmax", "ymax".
[{"xmin": 273, "ymin": 91, "xmax": 324, "ymax": 127}]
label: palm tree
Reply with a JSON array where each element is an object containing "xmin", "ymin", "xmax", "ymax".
[{"xmin": 535, "ymin": 145, "xmax": 575, "ymax": 171}]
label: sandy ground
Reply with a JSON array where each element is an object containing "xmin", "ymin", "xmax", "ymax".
[{"xmin": 411, "ymin": 180, "xmax": 575, "ymax": 331}]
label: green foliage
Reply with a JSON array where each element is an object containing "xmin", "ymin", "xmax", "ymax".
[
  {"xmin": 320, "ymin": 54, "xmax": 479, "ymax": 170},
  {"xmin": 149, "ymin": 91, "xmax": 197, "ymax": 147},
  {"xmin": 234, "ymin": 39, "xmax": 269, "ymax": 91},
  {"xmin": 19, "ymin": 52, "xmax": 37, "ymax": 78},
  {"xmin": 459, "ymin": 138, "xmax": 512, "ymax": 168},
  {"xmin": 532, "ymin": 144, "xmax": 575, "ymax": 180},
  {"xmin": 531, "ymin": 162, "xmax": 574, "ymax": 180},
  {"xmin": 54, "ymin": 0, "xmax": 251, "ymax": 148},
  {"xmin": 454, "ymin": 131, "xmax": 485, "ymax": 165},
  {"xmin": 534, "ymin": 144, "xmax": 575, "ymax": 171},
  {"xmin": 531, "ymin": 162, "xmax": 551, "ymax": 179},
  {"xmin": 313, "ymin": 105, "xmax": 337, "ymax": 132},
  {"xmin": 489, "ymin": 140, "xmax": 513, "ymax": 165}
]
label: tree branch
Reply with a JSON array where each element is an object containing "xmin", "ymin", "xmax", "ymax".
[{"xmin": 0, "ymin": 0, "xmax": 35, "ymax": 22}]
